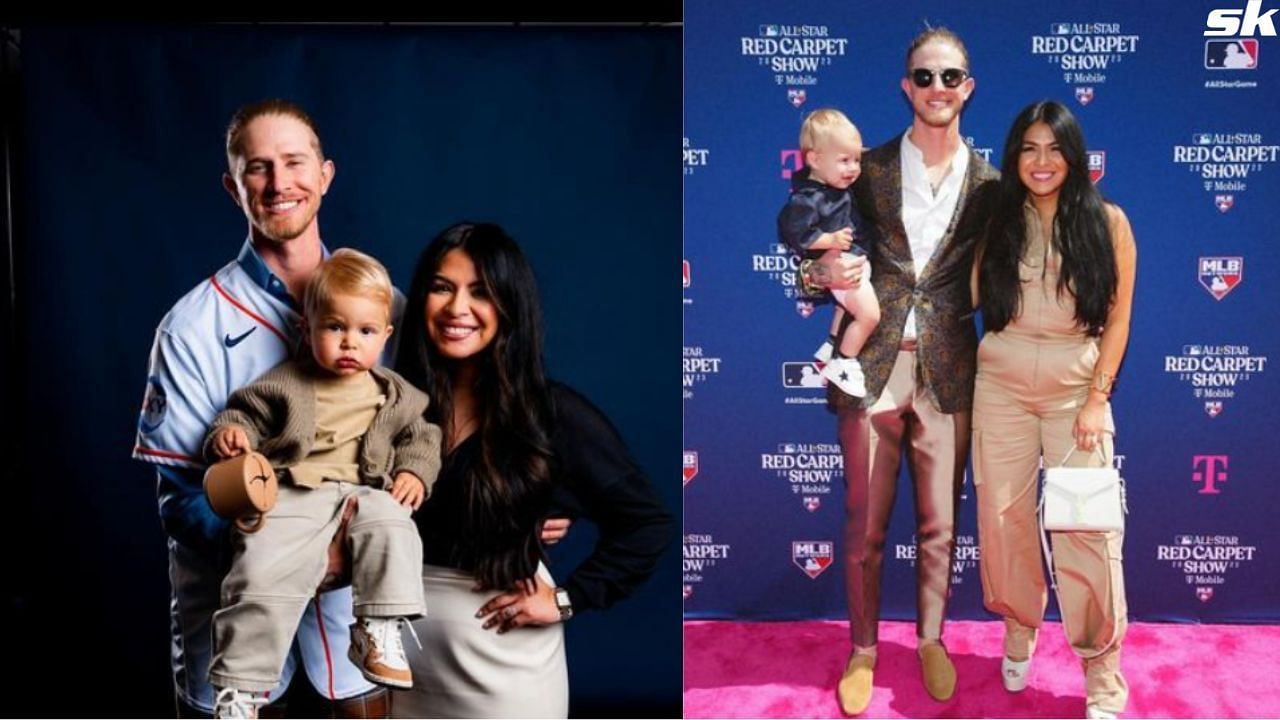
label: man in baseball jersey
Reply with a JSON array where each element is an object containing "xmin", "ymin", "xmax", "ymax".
[{"xmin": 133, "ymin": 99, "xmax": 388, "ymax": 717}]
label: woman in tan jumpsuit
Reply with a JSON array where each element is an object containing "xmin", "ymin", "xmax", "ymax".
[{"xmin": 971, "ymin": 101, "xmax": 1137, "ymax": 720}]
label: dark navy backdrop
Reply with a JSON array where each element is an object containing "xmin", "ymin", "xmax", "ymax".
[
  {"xmin": 684, "ymin": 0, "xmax": 1280, "ymax": 625},
  {"xmin": 11, "ymin": 25, "xmax": 680, "ymax": 717}
]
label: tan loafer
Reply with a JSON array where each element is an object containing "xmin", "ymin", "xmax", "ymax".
[
  {"xmin": 919, "ymin": 643, "xmax": 956, "ymax": 701},
  {"xmin": 837, "ymin": 653, "xmax": 875, "ymax": 715}
]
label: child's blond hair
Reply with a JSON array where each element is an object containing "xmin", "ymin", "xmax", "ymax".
[
  {"xmin": 799, "ymin": 108, "xmax": 860, "ymax": 153},
  {"xmin": 303, "ymin": 248, "xmax": 394, "ymax": 323}
]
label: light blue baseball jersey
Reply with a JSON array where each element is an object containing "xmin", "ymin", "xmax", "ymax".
[{"xmin": 134, "ymin": 239, "xmax": 382, "ymax": 711}]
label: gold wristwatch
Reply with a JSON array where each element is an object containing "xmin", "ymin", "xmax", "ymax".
[{"xmin": 797, "ymin": 259, "xmax": 823, "ymax": 296}]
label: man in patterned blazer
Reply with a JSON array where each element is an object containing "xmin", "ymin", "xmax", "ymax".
[{"xmin": 802, "ymin": 27, "xmax": 999, "ymax": 715}]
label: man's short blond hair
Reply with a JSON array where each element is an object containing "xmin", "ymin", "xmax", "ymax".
[
  {"xmin": 799, "ymin": 108, "xmax": 860, "ymax": 153},
  {"xmin": 225, "ymin": 99, "xmax": 324, "ymax": 171},
  {"xmin": 303, "ymin": 248, "xmax": 394, "ymax": 323}
]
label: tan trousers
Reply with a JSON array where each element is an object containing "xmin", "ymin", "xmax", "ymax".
[
  {"xmin": 210, "ymin": 482, "xmax": 426, "ymax": 692},
  {"xmin": 838, "ymin": 348, "xmax": 966, "ymax": 648},
  {"xmin": 973, "ymin": 333, "xmax": 1128, "ymax": 714}
]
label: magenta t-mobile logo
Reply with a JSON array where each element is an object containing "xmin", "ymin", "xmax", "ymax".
[{"xmin": 1192, "ymin": 455, "xmax": 1229, "ymax": 494}]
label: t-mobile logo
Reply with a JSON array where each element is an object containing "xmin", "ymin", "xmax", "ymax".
[{"xmin": 1192, "ymin": 455, "xmax": 1229, "ymax": 494}]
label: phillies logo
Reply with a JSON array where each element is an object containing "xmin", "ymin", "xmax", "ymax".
[
  {"xmin": 1192, "ymin": 454, "xmax": 1229, "ymax": 494},
  {"xmin": 683, "ymin": 584, "xmax": 693, "ymax": 600},
  {"xmin": 683, "ymin": 260, "xmax": 691, "ymax": 288},
  {"xmin": 803, "ymin": 496, "xmax": 821, "ymax": 512},
  {"xmin": 1198, "ymin": 257, "xmax": 1243, "ymax": 300},
  {"xmin": 1087, "ymin": 150, "xmax": 1106, "ymax": 183},
  {"xmin": 781, "ymin": 149, "xmax": 805, "ymax": 179},
  {"xmin": 1215, "ymin": 194, "xmax": 1235, "ymax": 212},
  {"xmin": 792, "ymin": 540, "xmax": 834, "ymax": 579},
  {"xmin": 683, "ymin": 451, "xmax": 699, "ymax": 487},
  {"xmin": 796, "ymin": 300, "xmax": 815, "ymax": 317},
  {"xmin": 1205, "ymin": 401, "xmax": 1223, "ymax": 417},
  {"xmin": 1075, "ymin": 86, "xmax": 1094, "ymax": 105},
  {"xmin": 788, "ymin": 88, "xmax": 807, "ymax": 107},
  {"xmin": 1196, "ymin": 587, "xmax": 1214, "ymax": 602}
]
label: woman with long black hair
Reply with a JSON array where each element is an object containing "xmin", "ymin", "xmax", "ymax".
[
  {"xmin": 390, "ymin": 222, "xmax": 671, "ymax": 718},
  {"xmin": 970, "ymin": 101, "xmax": 1137, "ymax": 719}
]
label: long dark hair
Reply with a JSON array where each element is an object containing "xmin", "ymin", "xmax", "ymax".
[
  {"xmin": 979, "ymin": 100, "xmax": 1116, "ymax": 335},
  {"xmin": 396, "ymin": 222, "xmax": 554, "ymax": 589}
]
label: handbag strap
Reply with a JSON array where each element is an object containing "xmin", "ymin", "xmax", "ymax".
[
  {"xmin": 1055, "ymin": 434, "xmax": 1110, "ymax": 468},
  {"xmin": 1037, "ymin": 438, "xmax": 1125, "ymax": 661}
]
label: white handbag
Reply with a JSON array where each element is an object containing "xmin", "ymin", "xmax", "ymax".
[
  {"xmin": 1037, "ymin": 441, "xmax": 1128, "ymax": 660},
  {"xmin": 1040, "ymin": 445, "xmax": 1127, "ymax": 532}
]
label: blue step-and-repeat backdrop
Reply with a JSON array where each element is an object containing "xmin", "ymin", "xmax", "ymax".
[{"xmin": 684, "ymin": 0, "xmax": 1280, "ymax": 624}]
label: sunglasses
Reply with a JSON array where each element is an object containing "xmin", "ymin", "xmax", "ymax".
[{"xmin": 909, "ymin": 67, "xmax": 969, "ymax": 89}]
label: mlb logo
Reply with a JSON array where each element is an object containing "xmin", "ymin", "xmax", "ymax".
[
  {"xmin": 1197, "ymin": 587, "xmax": 1214, "ymax": 602},
  {"xmin": 1198, "ymin": 256, "xmax": 1244, "ymax": 300},
  {"xmin": 1205, "ymin": 401, "xmax": 1223, "ymax": 418},
  {"xmin": 1087, "ymin": 151, "xmax": 1106, "ymax": 184},
  {"xmin": 770, "ymin": 243, "xmax": 789, "ymax": 255},
  {"xmin": 788, "ymin": 89, "xmax": 807, "ymax": 108},
  {"xmin": 683, "ymin": 451, "xmax": 699, "ymax": 486},
  {"xmin": 792, "ymin": 541, "xmax": 834, "ymax": 579},
  {"xmin": 1204, "ymin": 39, "xmax": 1258, "ymax": 70},
  {"xmin": 683, "ymin": 584, "xmax": 693, "ymax": 600},
  {"xmin": 781, "ymin": 149, "xmax": 805, "ymax": 179},
  {"xmin": 1194, "ymin": 133, "xmax": 1214, "ymax": 145},
  {"xmin": 782, "ymin": 362, "xmax": 826, "ymax": 389},
  {"xmin": 803, "ymin": 496, "xmax": 821, "ymax": 512},
  {"xmin": 779, "ymin": 442, "xmax": 798, "ymax": 453},
  {"xmin": 1052, "ymin": 23, "xmax": 1072, "ymax": 34},
  {"xmin": 1075, "ymin": 86, "xmax": 1094, "ymax": 106},
  {"xmin": 682, "ymin": 259, "xmax": 691, "ymax": 288},
  {"xmin": 796, "ymin": 300, "xmax": 815, "ymax": 318},
  {"xmin": 1177, "ymin": 535, "xmax": 1194, "ymax": 545},
  {"xmin": 1183, "ymin": 344, "xmax": 1204, "ymax": 356},
  {"xmin": 760, "ymin": 25, "xmax": 780, "ymax": 37},
  {"xmin": 1215, "ymin": 194, "xmax": 1234, "ymax": 213}
]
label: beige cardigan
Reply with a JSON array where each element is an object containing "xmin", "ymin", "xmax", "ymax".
[{"xmin": 203, "ymin": 360, "xmax": 442, "ymax": 494}]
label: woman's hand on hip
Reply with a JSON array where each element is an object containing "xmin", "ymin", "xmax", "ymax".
[{"xmin": 476, "ymin": 574, "xmax": 561, "ymax": 633}]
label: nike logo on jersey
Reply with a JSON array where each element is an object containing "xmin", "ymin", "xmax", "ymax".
[{"xmin": 224, "ymin": 327, "xmax": 258, "ymax": 348}]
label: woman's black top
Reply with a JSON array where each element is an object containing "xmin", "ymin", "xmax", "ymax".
[{"xmin": 414, "ymin": 382, "xmax": 671, "ymax": 612}]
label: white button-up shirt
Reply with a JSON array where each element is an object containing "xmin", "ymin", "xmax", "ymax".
[{"xmin": 899, "ymin": 131, "xmax": 970, "ymax": 338}]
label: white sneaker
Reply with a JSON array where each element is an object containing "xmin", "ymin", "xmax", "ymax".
[
  {"xmin": 821, "ymin": 357, "xmax": 866, "ymax": 397},
  {"xmin": 213, "ymin": 687, "xmax": 267, "ymax": 719},
  {"xmin": 349, "ymin": 617, "xmax": 414, "ymax": 688},
  {"xmin": 1001, "ymin": 656, "xmax": 1031, "ymax": 692},
  {"xmin": 814, "ymin": 339, "xmax": 834, "ymax": 363},
  {"xmin": 1085, "ymin": 706, "xmax": 1117, "ymax": 719}
]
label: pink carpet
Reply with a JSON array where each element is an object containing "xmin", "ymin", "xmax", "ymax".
[{"xmin": 684, "ymin": 619, "xmax": 1280, "ymax": 718}]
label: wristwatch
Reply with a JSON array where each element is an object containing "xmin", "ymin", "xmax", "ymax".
[
  {"xmin": 553, "ymin": 587, "xmax": 574, "ymax": 621},
  {"xmin": 797, "ymin": 259, "xmax": 823, "ymax": 297}
]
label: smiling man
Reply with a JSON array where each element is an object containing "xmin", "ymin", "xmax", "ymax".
[
  {"xmin": 802, "ymin": 28, "xmax": 1000, "ymax": 715},
  {"xmin": 133, "ymin": 100, "xmax": 390, "ymax": 718}
]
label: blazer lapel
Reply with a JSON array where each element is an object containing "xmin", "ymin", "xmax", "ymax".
[{"xmin": 874, "ymin": 135, "xmax": 909, "ymax": 263}]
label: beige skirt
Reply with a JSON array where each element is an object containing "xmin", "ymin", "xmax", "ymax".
[{"xmin": 391, "ymin": 563, "xmax": 568, "ymax": 719}]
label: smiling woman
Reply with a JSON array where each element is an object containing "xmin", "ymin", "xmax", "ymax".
[
  {"xmin": 391, "ymin": 222, "xmax": 672, "ymax": 718},
  {"xmin": 972, "ymin": 100, "xmax": 1137, "ymax": 719}
]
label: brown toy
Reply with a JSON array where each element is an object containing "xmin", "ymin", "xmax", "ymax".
[{"xmin": 203, "ymin": 451, "xmax": 279, "ymax": 533}]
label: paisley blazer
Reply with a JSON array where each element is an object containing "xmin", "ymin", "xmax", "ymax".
[{"xmin": 832, "ymin": 133, "xmax": 999, "ymax": 413}]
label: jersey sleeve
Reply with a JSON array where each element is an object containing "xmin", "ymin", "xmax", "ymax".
[{"xmin": 133, "ymin": 328, "xmax": 218, "ymax": 468}]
